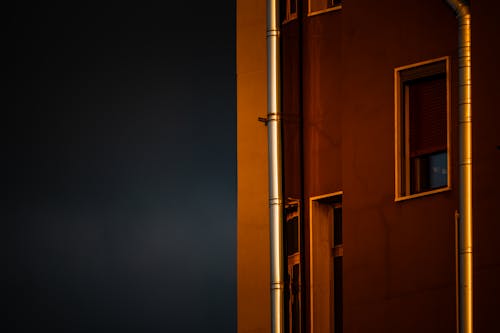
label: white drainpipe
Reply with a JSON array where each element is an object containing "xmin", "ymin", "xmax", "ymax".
[
  {"xmin": 266, "ymin": 0, "xmax": 284, "ymax": 332},
  {"xmin": 444, "ymin": 1, "xmax": 473, "ymax": 333}
]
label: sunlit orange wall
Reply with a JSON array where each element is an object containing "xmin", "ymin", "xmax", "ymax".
[{"xmin": 237, "ymin": 1, "xmax": 270, "ymax": 332}]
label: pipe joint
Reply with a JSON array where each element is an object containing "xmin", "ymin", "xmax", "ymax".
[
  {"xmin": 267, "ymin": 113, "xmax": 281, "ymax": 121},
  {"xmin": 458, "ymin": 114, "xmax": 472, "ymax": 123},
  {"xmin": 269, "ymin": 197, "xmax": 283, "ymax": 206},
  {"xmin": 271, "ymin": 282, "xmax": 285, "ymax": 290},
  {"xmin": 266, "ymin": 29, "xmax": 280, "ymax": 38},
  {"xmin": 459, "ymin": 157, "xmax": 472, "ymax": 165}
]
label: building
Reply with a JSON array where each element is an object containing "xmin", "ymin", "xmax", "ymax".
[{"xmin": 237, "ymin": 1, "xmax": 500, "ymax": 332}]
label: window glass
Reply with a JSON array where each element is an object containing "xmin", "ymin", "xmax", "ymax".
[
  {"xmin": 286, "ymin": 216, "xmax": 299, "ymax": 256},
  {"xmin": 333, "ymin": 206, "xmax": 342, "ymax": 246},
  {"xmin": 290, "ymin": 0, "xmax": 297, "ymax": 14}
]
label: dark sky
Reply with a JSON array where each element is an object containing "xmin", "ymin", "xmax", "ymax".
[{"xmin": 4, "ymin": 2, "xmax": 235, "ymax": 332}]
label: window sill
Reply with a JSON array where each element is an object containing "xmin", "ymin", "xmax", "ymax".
[
  {"xmin": 308, "ymin": 6, "xmax": 342, "ymax": 18},
  {"xmin": 282, "ymin": 16, "xmax": 298, "ymax": 25},
  {"xmin": 394, "ymin": 186, "xmax": 451, "ymax": 202}
]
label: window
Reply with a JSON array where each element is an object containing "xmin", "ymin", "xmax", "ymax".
[
  {"xmin": 309, "ymin": 0, "xmax": 342, "ymax": 16},
  {"xmin": 395, "ymin": 57, "xmax": 450, "ymax": 199},
  {"xmin": 285, "ymin": 200, "xmax": 303, "ymax": 333},
  {"xmin": 310, "ymin": 193, "xmax": 343, "ymax": 333},
  {"xmin": 283, "ymin": 0, "xmax": 298, "ymax": 22}
]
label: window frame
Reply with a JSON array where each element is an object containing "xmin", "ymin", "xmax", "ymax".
[
  {"xmin": 308, "ymin": 0, "xmax": 342, "ymax": 17},
  {"xmin": 394, "ymin": 56, "xmax": 452, "ymax": 201},
  {"xmin": 283, "ymin": 0, "xmax": 298, "ymax": 24}
]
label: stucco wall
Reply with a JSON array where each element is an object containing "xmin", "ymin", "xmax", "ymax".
[{"xmin": 237, "ymin": 1, "xmax": 270, "ymax": 332}]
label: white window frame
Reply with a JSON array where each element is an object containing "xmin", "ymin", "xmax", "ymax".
[
  {"xmin": 283, "ymin": 0, "xmax": 298, "ymax": 23},
  {"xmin": 394, "ymin": 56, "xmax": 451, "ymax": 201},
  {"xmin": 308, "ymin": 0, "xmax": 342, "ymax": 17}
]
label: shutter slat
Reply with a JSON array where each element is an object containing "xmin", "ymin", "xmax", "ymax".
[{"xmin": 409, "ymin": 75, "xmax": 446, "ymax": 157}]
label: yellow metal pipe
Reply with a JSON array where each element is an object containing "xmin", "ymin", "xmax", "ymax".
[
  {"xmin": 444, "ymin": 1, "xmax": 472, "ymax": 333},
  {"xmin": 267, "ymin": 0, "xmax": 284, "ymax": 332}
]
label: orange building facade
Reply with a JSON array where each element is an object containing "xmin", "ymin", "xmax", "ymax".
[{"xmin": 237, "ymin": 1, "xmax": 500, "ymax": 332}]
